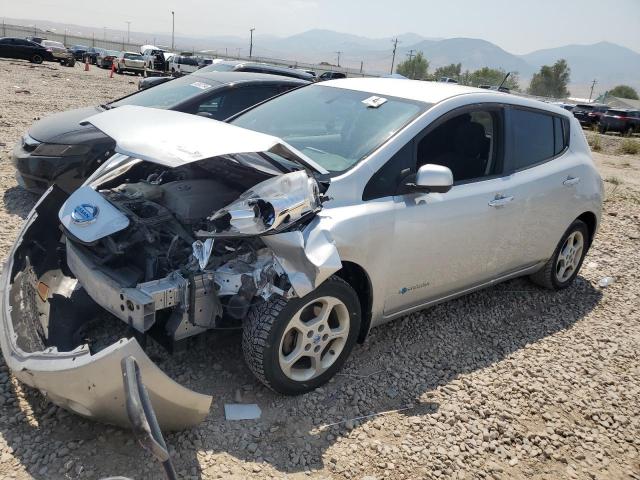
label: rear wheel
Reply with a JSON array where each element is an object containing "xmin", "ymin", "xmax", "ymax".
[
  {"xmin": 30, "ymin": 54, "xmax": 43, "ymax": 64},
  {"xmin": 529, "ymin": 220, "xmax": 589, "ymax": 290},
  {"xmin": 242, "ymin": 276, "xmax": 361, "ymax": 395}
]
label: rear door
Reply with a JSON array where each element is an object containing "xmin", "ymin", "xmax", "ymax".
[{"xmin": 503, "ymin": 107, "xmax": 577, "ymax": 266}]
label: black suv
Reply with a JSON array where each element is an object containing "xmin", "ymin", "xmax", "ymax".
[
  {"xmin": 572, "ymin": 104, "xmax": 609, "ymax": 127},
  {"xmin": 599, "ymin": 109, "xmax": 640, "ymax": 135}
]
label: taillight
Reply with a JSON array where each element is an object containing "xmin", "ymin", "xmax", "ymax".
[{"xmin": 46, "ymin": 48, "xmax": 53, "ymax": 52}]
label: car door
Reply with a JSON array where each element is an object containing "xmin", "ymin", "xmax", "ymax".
[
  {"xmin": 502, "ymin": 107, "xmax": 579, "ymax": 267},
  {"xmin": 0, "ymin": 38, "xmax": 12, "ymax": 58},
  {"xmin": 381, "ymin": 105, "xmax": 521, "ymax": 315}
]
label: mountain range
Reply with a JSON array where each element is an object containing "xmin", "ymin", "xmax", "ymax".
[{"xmin": 6, "ymin": 18, "xmax": 640, "ymax": 97}]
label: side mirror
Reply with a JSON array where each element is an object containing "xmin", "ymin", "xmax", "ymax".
[
  {"xmin": 121, "ymin": 356, "xmax": 177, "ymax": 480},
  {"xmin": 408, "ymin": 164, "xmax": 453, "ymax": 193}
]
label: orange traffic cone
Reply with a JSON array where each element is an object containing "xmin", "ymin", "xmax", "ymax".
[{"xmin": 84, "ymin": 57, "xmax": 89, "ymax": 71}]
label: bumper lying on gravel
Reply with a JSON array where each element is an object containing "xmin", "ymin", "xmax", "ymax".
[{"xmin": 0, "ymin": 188, "xmax": 212, "ymax": 430}]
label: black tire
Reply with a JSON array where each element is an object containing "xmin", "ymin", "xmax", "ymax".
[
  {"xmin": 31, "ymin": 54, "xmax": 43, "ymax": 64},
  {"xmin": 242, "ymin": 275, "xmax": 361, "ymax": 395},
  {"xmin": 529, "ymin": 219, "xmax": 590, "ymax": 290}
]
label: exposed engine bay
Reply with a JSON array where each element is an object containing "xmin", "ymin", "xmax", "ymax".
[{"xmin": 60, "ymin": 154, "xmax": 330, "ymax": 345}]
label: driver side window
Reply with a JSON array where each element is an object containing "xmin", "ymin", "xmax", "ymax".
[
  {"xmin": 417, "ymin": 109, "xmax": 502, "ymax": 183},
  {"xmin": 363, "ymin": 107, "xmax": 504, "ymax": 200}
]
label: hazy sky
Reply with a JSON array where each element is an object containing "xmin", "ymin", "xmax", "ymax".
[{"xmin": 3, "ymin": 0, "xmax": 639, "ymax": 54}]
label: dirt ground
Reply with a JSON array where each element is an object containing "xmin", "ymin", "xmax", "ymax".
[{"xmin": 0, "ymin": 58, "xmax": 639, "ymax": 480}]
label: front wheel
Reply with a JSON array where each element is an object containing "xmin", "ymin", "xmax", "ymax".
[
  {"xmin": 242, "ymin": 275, "xmax": 361, "ymax": 395},
  {"xmin": 31, "ymin": 54, "xmax": 43, "ymax": 64},
  {"xmin": 529, "ymin": 220, "xmax": 590, "ymax": 290}
]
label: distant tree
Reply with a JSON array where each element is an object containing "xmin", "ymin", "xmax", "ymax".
[
  {"xmin": 608, "ymin": 85, "xmax": 639, "ymax": 100},
  {"xmin": 433, "ymin": 63, "xmax": 462, "ymax": 81},
  {"xmin": 396, "ymin": 52, "xmax": 429, "ymax": 80},
  {"xmin": 527, "ymin": 59, "xmax": 571, "ymax": 98},
  {"xmin": 466, "ymin": 67, "xmax": 519, "ymax": 91}
]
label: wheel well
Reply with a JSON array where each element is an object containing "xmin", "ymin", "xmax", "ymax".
[
  {"xmin": 334, "ymin": 262, "xmax": 372, "ymax": 343},
  {"xmin": 577, "ymin": 211, "xmax": 597, "ymax": 246}
]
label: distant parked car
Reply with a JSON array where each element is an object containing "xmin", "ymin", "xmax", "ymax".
[
  {"xmin": 599, "ymin": 109, "xmax": 640, "ymax": 136},
  {"xmin": 478, "ymin": 84, "xmax": 510, "ymax": 93},
  {"xmin": 12, "ymin": 72, "xmax": 309, "ymax": 193},
  {"xmin": 96, "ymin": 50, "xmax": 120, "ymax": 68},
  {"xmin": 83, "ymin": 47, "xmax": 106, "ymax": 65},
  {"xmin": 69, "ymin": 44, "xmax": 89, "ymax": 60},
  {"xmin": 115, "ymin": 51, "xmax": 146, "ymax": 75},
  {"xmin": 0, "ymin": 37, "xmax": 55, "ymax": 63},
  {"xmin": 138, "ymin": 75, "xmax": 174, "ymax": 90},
  {"xmin": 41, "ymin": 40, "xmax": 75, "ymax": 66},
  {"xmin": 318, "ymin": 71, "xmax": 347, "ymax": 81},
  {"xmin": 169, "ymin": 55, "xmax": 201, "ymax": 75},
  {"xmin": 141, "ymin": 47, "xmax": 172, "ymax": 71},
  {"xmin": 572, "ymin": 104, "xmax": 609, "ymax": 128},
  {"xmin": 200, "ymin": 60, "xmax": 315, "ymax": 81}
]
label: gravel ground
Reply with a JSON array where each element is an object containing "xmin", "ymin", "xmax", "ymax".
[{"xmin": 1, "ymin": 59, "xmax": 640, "ymax": 480}]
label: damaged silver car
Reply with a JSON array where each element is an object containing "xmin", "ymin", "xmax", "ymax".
[{"xmin": 1, "ymin": 79, "xmax": 602, "ymax": 429}]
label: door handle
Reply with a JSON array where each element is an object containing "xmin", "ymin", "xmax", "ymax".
[
  {"xmin": 488, "ymin": 195, "xmax": 514, "ymax": 207},
  {"xmin": 563, "ymin": 176, "xmax": 580, "ymax": 186}
]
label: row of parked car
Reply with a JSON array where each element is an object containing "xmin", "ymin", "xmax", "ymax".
[{"xmin": 556, "ymin": 102, "xmax": 639, "ymax": 136}]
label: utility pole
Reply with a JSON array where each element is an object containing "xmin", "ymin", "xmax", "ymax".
[
  {"xmin": 171, "ymin": 11, "xmax": 175, "ymax": 50},
  {"xmin": 125, "ymin": 21, "xmax": 131, "ymax": 44},
  {"xmin": 236, "ymin": 47, "xmax": 242, "ymax": 58},
  {"xmin": 64, "ymin": 28, "xmax": 67, "ymax": 45},
  {"xmin": 249, "ymin": 27, "xmax": 255, "ymax": 58},
  {"xmin": 406, "ymin": 49, "xmax": 415, "ymax": 79},
  {"xmin": 92, "ymin": 32, "xmax": 95, "ymax": 47},
  {"xmin": 360, "ymin": 60, "xmax": 363, "ymax": 74},
  {"xmin": 588, "ymin": 79, "xmax": 597, "ymax": 102},
  {"xmin": 335, "ymin": 51, "xmax": 342, "ymax": 67},
  {"xmin": 390, "ymin": 37, "xmax": 399, "ymax": 74}
]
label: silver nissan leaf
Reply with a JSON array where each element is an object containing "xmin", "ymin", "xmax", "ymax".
[{"xmin": 0, "ymin": 79, "xmax": 603, "ymax": 429}]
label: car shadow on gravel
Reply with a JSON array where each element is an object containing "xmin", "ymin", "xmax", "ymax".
[
  {"xmin": 2, "ymin": 186, "xmax": 39, "ymax": 219},
  {"xmin": 0, "ymin": 275, "xmax": 602, "ymax": 479}
]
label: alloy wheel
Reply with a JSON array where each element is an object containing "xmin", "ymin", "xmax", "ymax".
[
  {"xmin": 278, "ymin": 296, "xmax": 350, "ymax": 382},
  {"xmin": 555, "ymin": 230, "xmax": 584, "ymax": 282}
]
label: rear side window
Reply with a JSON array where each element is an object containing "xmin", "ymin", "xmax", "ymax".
[{"xmin": 511, "ymin": 109, "xmax": 555, "ymax": 170}]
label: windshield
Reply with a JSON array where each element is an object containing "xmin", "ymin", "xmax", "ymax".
[
  {"xmin": 232, "ymin": 85, "xmax": 426, "ymax": 172},
  {"xmin": 575, "ymin": 105, "xmax": 594, "ymax": 111},
  {"xmin": 105, "ymin": 50, "xmax": 120, "ymax": 56},
  {"xmin": 110, "ymin": 74, "xmax": 219, "ymax": 109}
]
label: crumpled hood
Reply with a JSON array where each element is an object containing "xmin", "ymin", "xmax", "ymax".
[
  {"xmin": 30, "ymin": 106, "xmax": 106, "ymax": 143},
  {"xmin": 83, "ymin": 105, "xmax": 327, "ymax": 173}
]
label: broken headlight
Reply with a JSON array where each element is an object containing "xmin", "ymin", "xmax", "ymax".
[{"xmin": 207, "ymin": 170, "xmax": 321, "ymax": 237}]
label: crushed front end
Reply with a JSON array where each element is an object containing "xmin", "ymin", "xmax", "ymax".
[{"xmin": 1, "ymin": 147, "xmax": 339, "ymax": 430}]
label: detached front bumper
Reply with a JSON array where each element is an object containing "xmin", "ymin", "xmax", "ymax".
[{"xmin": 0, "ymin": 189, "xmax": 212, "ymax": 430}]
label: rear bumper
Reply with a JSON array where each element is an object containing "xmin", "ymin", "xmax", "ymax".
[{"xmin": 0, "ymin": 190, "xmax": 212, "ymax": 429}]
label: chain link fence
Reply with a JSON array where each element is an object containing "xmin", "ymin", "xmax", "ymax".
[{"xmin": 1, "ymin": 21, "xmax": 370, "ymax": 77}]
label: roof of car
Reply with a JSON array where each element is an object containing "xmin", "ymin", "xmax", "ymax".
[
  {"xmin": 188, "ymin": 71, "xmax": 310, "ymax": 85},
  {"xmin": 320, "ymin": 77, "xmax": 495, "ymax": 104}
]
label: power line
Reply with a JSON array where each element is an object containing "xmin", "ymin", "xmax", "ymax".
[{"xmin": 390, "ymin": 37, "xmax": 400, "ymax": 74}]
